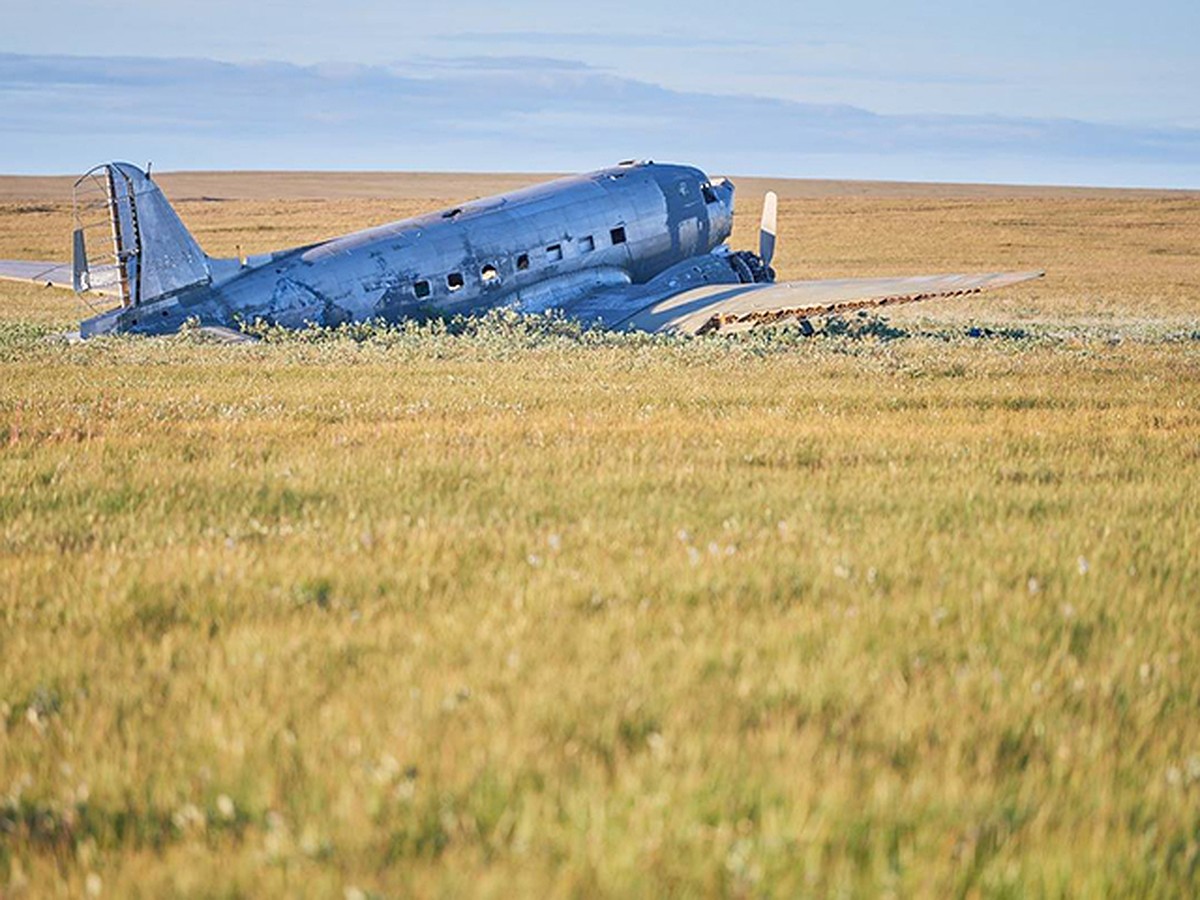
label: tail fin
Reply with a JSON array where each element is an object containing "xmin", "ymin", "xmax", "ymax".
[{"xmin": 72, "ymin": 162, "xmax": 210, "ymax": 307}]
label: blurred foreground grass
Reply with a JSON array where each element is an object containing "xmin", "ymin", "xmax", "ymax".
[{"xmin": 1, "ymin": 318, "xmax": 1198, "ymax": 896}]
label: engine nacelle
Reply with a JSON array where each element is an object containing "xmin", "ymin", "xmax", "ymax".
[{"xmin": 727, "ymin": 250, "xmax": 775, "ymax": 284}]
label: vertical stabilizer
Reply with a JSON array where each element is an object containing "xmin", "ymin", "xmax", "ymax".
[{"xmin": 72, "ymin": 162, "xmax": 209, "ymax": 307}]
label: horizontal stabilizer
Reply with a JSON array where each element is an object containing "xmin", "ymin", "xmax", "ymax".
[{"xmin": 0, "ymin": 259, "xmax": 121, "ymax": 296}]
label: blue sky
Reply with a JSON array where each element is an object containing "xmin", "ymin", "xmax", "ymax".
[{"xmin": 3, "ymin": 1, "xmax": 1198, "ymax": 186}]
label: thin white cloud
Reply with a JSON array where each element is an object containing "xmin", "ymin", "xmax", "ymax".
[
  {"xmin": 0, "ymin": 52, "xmax": 1197, "ymax": 187},
  {"xmin": 436, "ymin": 31, "xmax": 784, "ymax": 49}
]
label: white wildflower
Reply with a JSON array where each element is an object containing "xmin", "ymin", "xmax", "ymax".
[
  {"xmin": 647, "ymin": 732, "xmax": 666, "ymax": 758},
  {"xmin": 172, "ymin": 803, "xmax": 206, "ymax": 832}
]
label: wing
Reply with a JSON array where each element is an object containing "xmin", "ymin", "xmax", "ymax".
[
  {"xmin": 0, "ymin": 259, "xmax": 75, "ymax": 290},
  {"xmin": 620, "ymin": 271, "xmax": 1045, "ymax": 335},
  {"xmin": 0, "ymin": 259, "xmax": 122, "ymax": 296}
]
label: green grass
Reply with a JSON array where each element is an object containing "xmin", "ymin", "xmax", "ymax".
[{"xmin": 2, "ymin": 319, "xmax": 1199, "ymax": 896}]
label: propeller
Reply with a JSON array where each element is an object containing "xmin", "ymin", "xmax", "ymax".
[
  {"xmin": 758, "ymin": 190, "xmax": 777, "ymax": 267},
  {"xmin": 758, "ymin": 193, "xmax": 777, "ymax": 267},
  {"xmin": 726, "ymin": 191, "xmax": 779, "ymax": 285}
]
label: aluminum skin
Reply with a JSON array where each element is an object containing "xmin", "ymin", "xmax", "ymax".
[{"xmin": 0, "ymin": 159, "xmax": 1043, "ymax": 336}]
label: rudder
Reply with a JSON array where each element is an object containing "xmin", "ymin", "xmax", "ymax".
[{"xmin": 72, "ymin": 162, "xmax": 210, "ymax": 308}]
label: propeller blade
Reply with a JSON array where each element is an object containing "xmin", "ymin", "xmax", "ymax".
[{"xmin": 759, "ymin": 191, "xmax": 777, "ymax": 267}]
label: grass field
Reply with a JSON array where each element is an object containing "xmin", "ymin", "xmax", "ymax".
[{"xmin": 1, "ymin": 173, "xmax": 1199, "ymax": 897}]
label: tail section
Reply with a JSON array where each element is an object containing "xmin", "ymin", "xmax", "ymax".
[{"xmin": 72, "ymin": 162, "xmax": 210, "ymax": 309}]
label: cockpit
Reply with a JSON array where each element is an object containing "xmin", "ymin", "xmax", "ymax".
[{"xmin": 701, "ymin": 176, "xmax": 735, "ymax": 245}]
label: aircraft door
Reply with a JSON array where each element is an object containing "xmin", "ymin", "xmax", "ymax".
[{"xmin": 670, "ymin": 176, "xmax": 708, "ymax": 258}]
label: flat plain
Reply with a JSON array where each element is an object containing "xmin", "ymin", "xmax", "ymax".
[{"xmin": 1, "ymin": 171, "xmax": 1199, "ymax": 897}]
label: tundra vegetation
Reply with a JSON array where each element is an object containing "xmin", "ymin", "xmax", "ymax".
[{"xmin": 0, "ymin": 174, "xmax": 1198, "ymax": 897}]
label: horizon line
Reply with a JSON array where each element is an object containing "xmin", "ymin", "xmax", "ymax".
[{"xmin": 2, "ymin": 166, "xmax": 1198, "ymax": 196}]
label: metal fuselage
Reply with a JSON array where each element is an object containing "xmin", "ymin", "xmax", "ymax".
[{"xmin": 101, "ymin": 162, "xmax": 737, "ymax": 335}]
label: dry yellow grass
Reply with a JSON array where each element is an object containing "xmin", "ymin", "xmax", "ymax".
[
  {"xmin": 2, "ymin": 171, "xmax": 1197, "ymax": 330},
  {"xmin": 1, "ymin": 173, "xmax": 1199, "ymax": 897}
]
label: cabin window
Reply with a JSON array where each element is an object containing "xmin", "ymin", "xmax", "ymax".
[
  {"xmin": 580, "ymin": 235, "xmax": 595, "ymax": 252},
  {"xmin": 546, "ymin": 244, "xmax": 563, "ymax": 262},
  {"xmin": 414, "ymin": 279, "xmax": 431, "ymax": 299},
  {"xmin": 701, "ymin": 183, "xmax": 717, "ymax": 204},
  {"xmin": 481, "ymin": 264, "xmax": 499, "ymax": 283},
  {"xmin": 610, "ymin": 226, "xmax": 627, "ymax": 245},
  {"xmin": 516, "ymin": 253, "xmax": 530, "ymax": 271},
  {"xmin": 447, "ymin": 272, "xmax": 464, "ymax": 291}
]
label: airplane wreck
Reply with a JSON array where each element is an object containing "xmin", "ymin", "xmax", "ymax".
[{"xmin": 0, "ymin": 160, "xmax": 1042, "ymax": 337}]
